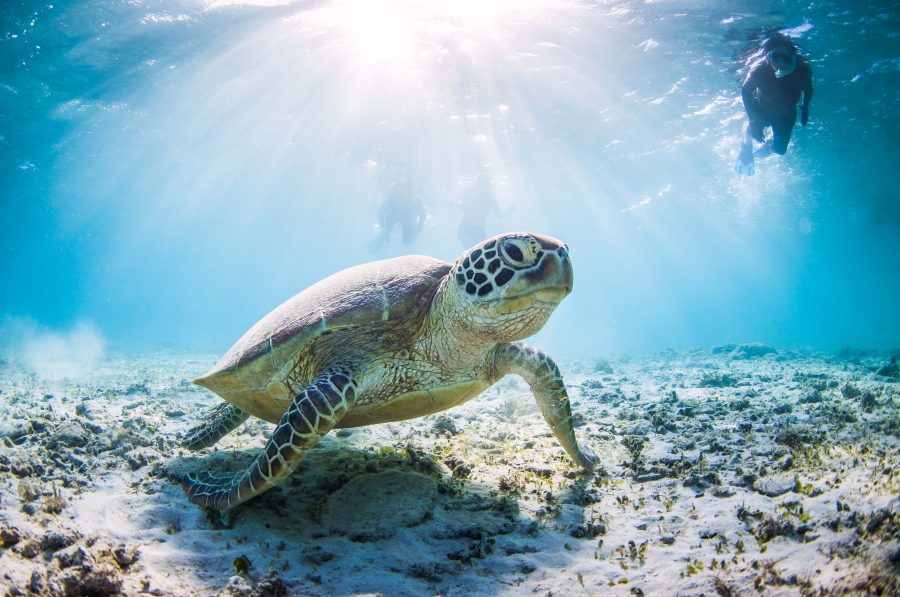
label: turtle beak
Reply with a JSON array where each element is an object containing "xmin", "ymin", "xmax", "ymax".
[
  {"xmin": 493, "ymin": 247, "xmax": 572, "ymax": 317},
  {"xmin": 526, "ymin": 247, "xmax": 573, "ymax": 303}
]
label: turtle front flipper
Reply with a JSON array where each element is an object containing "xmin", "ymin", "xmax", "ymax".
[
  {"xmin": 181, "ymin": 367, "xmax": 358, "ymax": 511},
  {"xmin": 182, "ymin": 403, "xmax": 250, "ymax": 451},
  {"xmin": 493, "ymin": 343, "xmax": 597, "ymax": 470}
]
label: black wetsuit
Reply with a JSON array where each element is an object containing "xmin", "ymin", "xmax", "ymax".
[{"xmin": 741, "ymin": 57, "xmax": 813, "ymax": 154}]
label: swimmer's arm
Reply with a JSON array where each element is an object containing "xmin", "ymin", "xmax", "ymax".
[
  {"xmin": 740, "ymin": 63, "xmax": 762, "ymax": 113},
  {"xmin": 413, "ymin": 205, "xmax": 426, "ymax": 234},
  {"xmin": 801, "ymin": 74, "xmax": 813, "ymax": 110},
  {"xmin": 800, "ymin": 69, "xmax": 813, "ymax": 125}
]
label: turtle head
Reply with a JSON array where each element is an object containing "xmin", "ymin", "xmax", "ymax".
[{"xmin": 448, "ymin": 232, "xmax": 573, "ymax": 342}]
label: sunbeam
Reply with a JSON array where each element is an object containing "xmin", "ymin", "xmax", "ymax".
[{"xmin": 3, "ymin": 0, "xmax": 898, "ymax": 354}]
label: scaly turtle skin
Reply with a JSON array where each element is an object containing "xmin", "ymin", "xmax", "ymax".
[{"xmin": 180, "ymin": 232, "xmax": 596, "ymax": 511}]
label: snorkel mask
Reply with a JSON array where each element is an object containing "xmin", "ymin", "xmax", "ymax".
[{"xmin": 767, "ymin": 48, "xmax": 797, "ymax": 78}]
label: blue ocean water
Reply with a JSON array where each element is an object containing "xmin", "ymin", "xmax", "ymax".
[{"xmin": 1, "ymin": 0, "xmax": 898, "ymax": 361}]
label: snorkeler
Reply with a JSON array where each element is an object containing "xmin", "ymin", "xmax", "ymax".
[
  {"xmin": 735, "ymin": 34, "xmax": 813, "ymax": 176},
  {"xmin": 368, "ymin": 175, "xmax": 428, "ymax": 252},
  {"xmin": 456, "ymin": 172, "xmax": 507, "ymax": 249}
]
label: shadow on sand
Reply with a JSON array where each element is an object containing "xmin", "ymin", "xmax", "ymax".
[{"xmin": 154, "ymin": 441, "xmax": 595, "ymax": 595}]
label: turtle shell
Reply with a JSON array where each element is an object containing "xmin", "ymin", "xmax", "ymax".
[{"xmin": 195, "ymin": 255, "xmax": 451, "ymax": 423}]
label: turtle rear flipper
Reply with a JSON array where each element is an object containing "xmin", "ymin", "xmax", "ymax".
[
  {"xmin": 182, "ymin": 403, "xmax": 249, "ymax": 451},
  {"xmin": 182, "ymin": 367, "xmax": 358, "ymax": 511}
]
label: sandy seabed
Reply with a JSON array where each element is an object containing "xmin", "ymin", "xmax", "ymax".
[{"xmin": 0, "ymin": 345, "xmax": 898, "ymax": 596}]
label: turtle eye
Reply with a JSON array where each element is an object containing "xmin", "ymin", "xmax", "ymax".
[{"xmin": 499, "ymin": 238, "xmax": 534, "ymax": 268}]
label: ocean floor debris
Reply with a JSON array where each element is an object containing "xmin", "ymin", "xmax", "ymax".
[{"xmin": 0, "ymin": 348, "xmax": 897, "ymax": 595}]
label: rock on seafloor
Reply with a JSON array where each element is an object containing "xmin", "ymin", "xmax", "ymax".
[
  {"xmin": 754, "ymin": 473, "xmax": 797, "ymax": 497},
  {"xmin": 321, "ymin": 470, "xmax": 438, "ymax": 541}
]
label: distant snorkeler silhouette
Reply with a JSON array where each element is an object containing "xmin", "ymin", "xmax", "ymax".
[
  {"xmin": 735, "ymin": 33, "xmax": 813, "ymax": 176},
  {"xmin": 368, "ymin": 176, "xmax": 427, "ymax": 252},
  {"xmin": 456, "ymin": 173, "xmax": 506, "ymax": 249}
]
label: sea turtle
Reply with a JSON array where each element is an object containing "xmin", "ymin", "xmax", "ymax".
[{"xmin": 180, "ymin": 232, "xmax": 596, "ymax": 510}]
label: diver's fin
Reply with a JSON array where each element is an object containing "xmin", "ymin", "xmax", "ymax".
[
  {"xmin": 735, "ymin": 145, "xmax": 755, "ymax": 176},
  {"xmin": 754, "ymin": 140, "xmax": 773, "ymax": 158}
]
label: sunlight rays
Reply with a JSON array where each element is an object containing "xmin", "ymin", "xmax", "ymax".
[{"xmin": 46, "ymin": 0, "xmax": 834, "ymax": 353}]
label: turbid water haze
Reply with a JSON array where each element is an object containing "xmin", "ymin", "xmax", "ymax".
[{"xmin": 2, "ymin": 0, "xmax": 898, "ymax": 360}]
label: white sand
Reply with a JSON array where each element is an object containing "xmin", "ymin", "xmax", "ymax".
[{"xmin": 0, "ymin": 347, "xmax": 897, "ymax": 596}]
